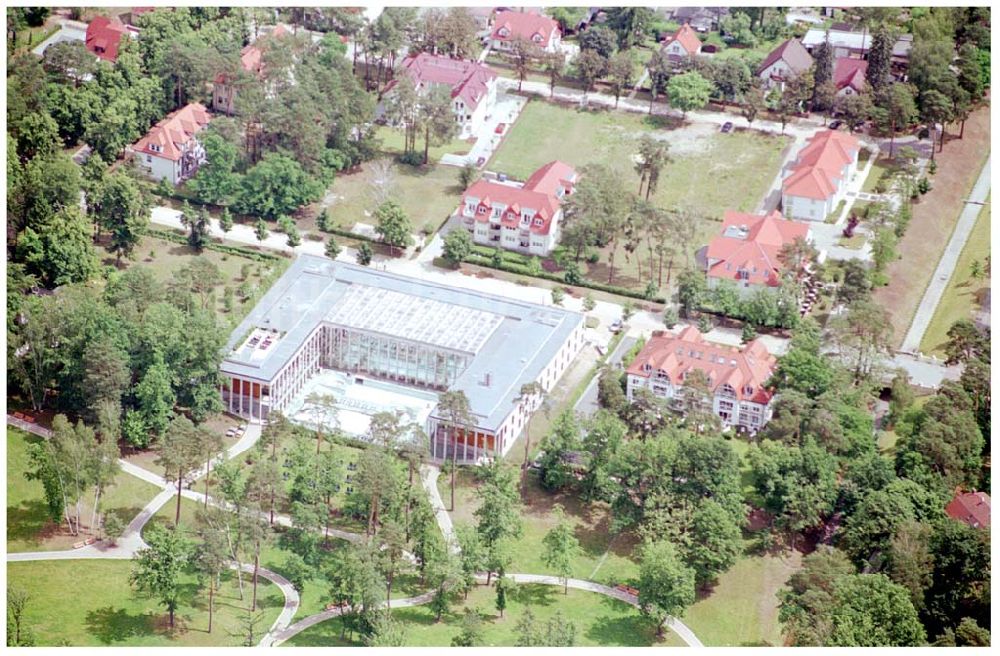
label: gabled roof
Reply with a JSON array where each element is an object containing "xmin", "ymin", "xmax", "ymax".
[
  {"xmin": 391, "ymin": 53, "xmax": 497, "ymax": 112},
  {"xmin": 945, "ymin": 491, "xmax": 990, "ymax": 528},
  {"xmin": 215, "ymin": 24, "xmax": 291, "ymax": 84},
  {"xmin": 783, "ymin": 130, "xmax": 860, "ymax": 201},
  {"xmin": 834, "ymin": 57, "xmax": 868, "ymax": 92},
  {"xmin": 85, "ymin": 16, "xmax": 129, "ymax": 62},
  {"xmin": 626, "ymin": 327, "xmax": 777, "ymax": 404},
  {"xmin": 757, "ymin": 38, "xmax": 813, "ymax": 77},
  {"xmin": 661, "ymin": 23, "xmax": 702, "ymax": 54},
  {"xmin": 461, "ymin": 161, "xmax": 577, "ymax": 236},
  {"xmin": 491, "ymin": 10, "xmax": 559, "ymax": 47},
  {"xmin": 131, "ymin": 103, "xmax": 211, "ymax": 162},
  {"xmin": 705, "ymin": 210, "xmax": 811, "ymax": 287}
]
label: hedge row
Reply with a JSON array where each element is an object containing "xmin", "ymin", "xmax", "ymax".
[
  {"xmin": 462, "ymin": 254, "xmax": 667, "ymax": 304},
  {"xmin": 319, "ymin": 225, "xmax": 378, "ymax": 244},
  {"xmin": 147, "ymin": 228, "xmax": 286, "ymax": 263}
]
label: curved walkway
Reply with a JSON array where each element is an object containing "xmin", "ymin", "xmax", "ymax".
[{"xmin": 6, "ymin": 417, "xmax": 301, "ymax": 644}]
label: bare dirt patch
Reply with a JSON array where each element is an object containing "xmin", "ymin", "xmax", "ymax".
[{"xmin": 873, "ymin": 101, "xmax": 991, "ymax": 346}]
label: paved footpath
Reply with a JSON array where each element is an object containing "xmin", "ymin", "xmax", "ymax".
[{"xmin": 900, "ymin": 156, "xmax": 991, "ymax": 354}]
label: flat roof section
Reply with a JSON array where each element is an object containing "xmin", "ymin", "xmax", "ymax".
[{"xmin": 221, "ymin": 255, "xmax": 584, "ymax": 430}]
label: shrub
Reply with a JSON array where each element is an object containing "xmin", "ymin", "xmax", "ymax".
[
  {"xmin": 697, "ymin": 314, "xmax": 713, "ymax": 333},
  {"xmin": 102, "ymin": 512, "xmax": 126, "ymax": 545},
  {"xmin": 399, "ymin": 151, "xmax": 424, "ymax": 166},
  {"xmin": 917, "ymin": 177, "xmax": 931, "ymax": 194},
  {"xmin": 662, "ymin": 306, "xmax": 679, "ymax": 328},
  {"xmin": 357, "ymin": 242, "xmax": 373, "ymax": 265}
]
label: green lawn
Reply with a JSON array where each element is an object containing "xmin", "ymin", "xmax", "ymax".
[
  {"xmin": 7, "ymin": 428, "xmax": 162, "ymax": 553},
  {"xmin": 7, "ymin": 560, "xmax": 285, "ymax": 647},
  {"xmin": 837, "ymin": 233, "xmax": 866, "ymax": 250},
  {"xmin": 99, "ymin": 234, "xmax": 288, "ymax": 325},
  {"xmin": 680, "ymin": 549, "xmax": 802, "ymax": 647},
  {"xmin": 284, "ymin": 582, "xmax": 685, "ymax": 647},
  {"xmin": 438, "ymin": 467, "xmax": 640, "ymax": 588},
  {"xmin": 374, "ymin": 126, "xmax": 473, "ymax": 162},
  {"xmin": 860, "ymin": 157, "xmax": 899, "ymax": 194},
  {"xmin": 313, "ymin": 162, "xmax": 463, "ymax": 238},
  {"xmin": 919, "ymin": 195, "xmax": 990, "ymax": 356},
  {"xmin": 488, "ymin": 99, "xmax": 787, "ymax": 291}
]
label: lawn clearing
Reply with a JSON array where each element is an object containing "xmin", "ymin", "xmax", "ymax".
[
  {"xmin": 680, "ymin": 548, "xmax": 802, "ymax": 647},
  {"xmin": 310, "ymin": 163, "xmax": 463, "ymax": 238},
  {"xmin": 7, "ymin": 560, "xmax": 284, "ymax": 647},
  {"xmin": 284, "ymin": 582, "xmax": 676, "ymax": 647},
  {"xmin": 374, "ymin": 125, "xmax": 473, "ymax": 162},
  {"xmin": 7, "ymin": 428, "xmax": 162, "ymax": 553},
  {"xmin": 919, "ymin": 195, "xmax": 990, "ymax": 356},
  {"xmin": 99, "ymin": 234, "xmax": 288, "ymax": 324},
  {"xmin": 873, "ymin": 103, "xmax": 991, "ymax": 346},
  {"xmin": 837, "ymin": 233, "xmax": 866, "ymax": 250},
  {"xmin": 488, "ymin": 99, "xmax": 787, "ymax": 292},
  {"xmin": 860, "ymin": 157, "xmax": 899, "ymax": 193}
]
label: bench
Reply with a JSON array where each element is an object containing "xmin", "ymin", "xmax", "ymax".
[
  {"xmin": 85, "ymin": 537, "xmax": 97, "ymax": 546},
  {"xmin": 13, "ymin": 412, "xmax": 25, "ymax": 420},
  {"xmin": 73, "ymin": 540, "xmax": 87, "ymax": 549}
]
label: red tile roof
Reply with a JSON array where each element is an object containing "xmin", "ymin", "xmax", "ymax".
[
  {"xmin": 945, "ymin": 491, "xmax": 990, "ymax": 528},
  {"xmin": 85, "ymin": 16, "xmax": 129, "ymax": 62},
  {"xmin": 627, "ymin": 327, "xmax": 777, "ymax": 404},
  {"xmin": 491, "ymin": 10, "xmax": 560, "ymax": 48},
  {"xmin": 662, "ymin": 23, "xmax": 702, "ymax": 55},
  {"xmin": 834, "ymin": 57, "xmax": 868, "ymax": 93},
  {"xmin": 461, "ymin": 161, "xmax": 577, "ymax": 236},
  {"xmin": 215, "ymin": 25, "xmax": 291, "ymax": 84},
  {"xmin": 132, "ymin": 103, "xmax": 211, "ymax": 162},
  {"xmin": 783, "ymin": 130, "xmax": 860, "ymax": 201},
  {"xmin": 757, "ymin": 38, "xmax": 813, "ymax": 77},
  {"xmin": 706, "ymin": 210, "xmax": 811, "ymax": 287},
  {"xmin": 392, "ymin": 53, "xmax": 497, "ymax": 113}
]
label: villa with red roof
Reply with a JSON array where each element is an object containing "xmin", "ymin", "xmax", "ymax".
[
  {"xmin": 212, "ymin": 24, "xmax": 291, "ymax": 115},
  {"xmin": 490, "ymin": 10, "xmax": 562, "ymax": 54},
  {"xmin": 834, "ymin": 57, "xmax": 868, "ymax": 97},
  {"xmin": 626, "ymin": 327, "xmax": 778, "ymax": 431},
  {"xmin": 457, "ymin": 161, "xmax": 578, "ymax": 256},
  {"xmin": 945, "ymin": 490, "xmax": 990, "ymax": 529},
  {"xmin": 704, "ymin": 209, "xmax": 813, "ymax": 296},
  {"xmin": 128, "ymin": 103, "xmax": 211, "ymax": 185},
  {"xmin": 757, "ymin": 38, "xmax": 813, "ymax": 90},
  {"xmin": 661, "ymin": 23, "xmax": 702, "ymax": 65},
  {"xmin": 85, "ymin": 16, "xmax": 135, "ymax": 63},
  {"xmin": 782, "ymin": 129, "xmax": 861, "ymax": 221},
  {"xmin": 387, "ymin": 53, "xmax": 498, "ymax": 139}
]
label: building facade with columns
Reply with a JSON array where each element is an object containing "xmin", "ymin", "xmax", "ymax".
[{"xmin": 220, "ymin": 255, "xmax": 585, "ymax": 461}]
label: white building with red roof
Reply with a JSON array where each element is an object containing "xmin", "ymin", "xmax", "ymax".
[
  {"xmin": 704, "ymin": 209, "xmax": 813, "ymax": 296},
  {"xmin": 661, "ymin": 23, "xmax": 703, "ymax": 64},
  {"xmin": 782, "ymin": 130, "xmax": 861, "ymax": 221},
  {"xmin": 490, "ymin": 10, "xmax": 562, "ymax": 54},
  {"xmin": 458, "ymin": 161, "xmax": 577, "ymax": 256},
  {"xmin": 626, "ymin": 327, "xmax": 778, "ymax": 431},
  {"xmin": 388, "ymin": 53, "xmax": 498, "ymax": 139},
  {"xmin": 128, "ymin": 103, "xmax": 211, "ymax": 185},
  {"xmin": 833, "ymin": 57, "xmax": 868, "ymax": 97},
  {"xmin": 212, "ymin": 24, "xmax": 291, "ymax": 115},
  {"xmin": 757, "ymin": 38, "xmax": 813, "ymax": 90}
]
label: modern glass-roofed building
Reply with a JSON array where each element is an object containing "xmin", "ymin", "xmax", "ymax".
[{"xmin": 220, "ymin": 255, "xmax": 586, "ymax": 461}]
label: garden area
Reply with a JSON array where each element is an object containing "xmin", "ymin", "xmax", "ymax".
[
  {"xmin": 6, "ymin": 560, "xmax": 286, "ymax": 647},
  {"xmin": 7, "ymin": 428, "xmax": 161, "ymax": 554},
  {"xmin": 284, "ymin": 582, "xmax": 686, "ymax": 647},
  {"xmin": 919, "ymin": 196, "xmax": 991, "ymax": 356},
  {"xmin": 482, "ymin": 99, "xmax": 787, "ymax": 294}
]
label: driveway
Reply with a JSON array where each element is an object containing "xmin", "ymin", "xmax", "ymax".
[
  {"xmin": 573, "ymin": 335, "xmax": 636, "ymax": 418},
  {"xmin": 31, "ymin": 19, "xmax": 87, "ymax": 56},
  {"xmin": 440, "ymin": 92, "xmax": 528, "ymax": 168}
]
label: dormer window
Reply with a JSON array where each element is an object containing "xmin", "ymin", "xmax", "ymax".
[
  {"xmin": 643, "ymin": 363, "xmax": 652, "ymax": 372},
  {"xmin": 743, "ymin": 385, "xmax": 754, "ymax": 396},
  {"xmin": 150, "ymin": 144, "xmax": 162, "ymax": 153},
  {"xmin": 533, "ymin": 217, "xmax": 543, "ymax": 226},
  {"xmin": 532, "ymin": 34, "xmax": 542, "ymax": 42},
  {"xmin": 499, "ymin": 27, "xmax": 509, "ymax": 37}
]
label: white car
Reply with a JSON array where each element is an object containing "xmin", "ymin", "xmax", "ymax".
[{"xmin": 609, "ymin": 319, "xmax": 623, "ymax": 333}]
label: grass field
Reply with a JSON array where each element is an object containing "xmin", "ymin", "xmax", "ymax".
[
  {"xmin": 919, "ymin": 195, "xmax": 990, "ymax": 356},
  {"xmin": 7, "ymin": 428, "xmax": 162, "ymax": 553},
  {"xmin": 7, "ymin": 560, "xmax": 284, "ymax": 647},
  {"xmin": 680, "ymin": 548, "xmax": 802, "ymax": 647},
  {"xmin": 284, "ymin": 582, "xmax": 686, "ymax": 647},
  {"xmin": 307, "ymin": 163, "xmax": 463, "ymax": 238},
  {"xmin": 487, "ymin": 99, "xmax": 787, "ymax": 292},
  {"xmin": 98, "ymin": 234, "xmax": 287, "ymax": 325},
  {"xmin": 874, "ymin": 103, "xmax": 991, "ymax": 346},
  {"xmin": 860, "ymin": 157, "xmax": 899, "ymax": 194},
  {"xmin": 374, "ymin": 126, "xmax": 473, "ymax": 162}
]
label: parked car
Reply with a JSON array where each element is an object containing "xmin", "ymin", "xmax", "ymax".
[
  {"xmin": 720, "ymin": 121, "xmax": 734, "ymax": 133},
  {"xmin": 829, "ymin": 119, "xmax": 843, "ymax": 130},
  {"xmin": 495, "ymin": 123, "xmax": 506, "ymax": 134},
  {"xmin": 476, "ymin": 156, "xmax": 486, "ymax": 167},
  {"xmin": 609, "ymin": 319, "xmax": 623, "ymax": 333}
]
